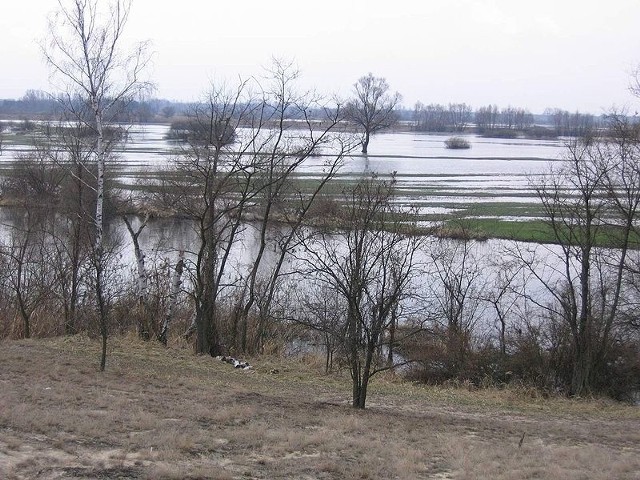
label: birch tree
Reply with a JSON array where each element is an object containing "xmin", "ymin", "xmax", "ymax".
[
  {"xmin": 122, "ymin": 213, "xmax": 150, "ymax": 339},
  {"xmin": 43, "ymin": 0, "xmax": 152, "ymax": 370},
  {"xmin": 159, "ymin": 250, "xmax": 185, "ymax": 345}
]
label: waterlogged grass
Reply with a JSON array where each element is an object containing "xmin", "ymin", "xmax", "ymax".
[
  {"xmin": 453, "ymin": 218, "xmax": 640, "ymax": 247},
  {"xmin": 452, "ymin": 218, "xmax": 555, "ymax": 243}
]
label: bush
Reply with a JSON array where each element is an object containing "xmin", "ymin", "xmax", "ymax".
[{"xmin": 444, "ymin": 136, "xmax": 471, "ymax": 149}]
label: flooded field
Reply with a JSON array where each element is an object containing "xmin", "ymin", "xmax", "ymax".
[{"xmin": 0, "ymin": 122, "xmax": 567, "ymax": 225}]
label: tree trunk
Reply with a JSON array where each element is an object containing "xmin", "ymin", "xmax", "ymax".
[
  {"xmin": 571, "ymin": 243, "xmax": 592, "ymax": 395},
  {"xmin": 353, "ymin": 346, "xmax": 375, "ymax": 409},
  {"xmin": 570, "ymin": 341, "xmax": 592, "ymax": 396},
  {"xmin": 361, "ymin": 131, "xmax": 370, "ymax": 154},
  {"xmin": 94, "ymin": 110, "xmax": 108, "ymax": 372},
  {"xmin": 387, "ymin": 307, "xmax": 397, "ymax": 366},
  {"xmin": 196, "ymin": 297, "xmax": 219, "ymax": 356},
  {"xmin": 123, "ymin": 215, "xmax": 149, "ymax": 339},
  {"xmin": 159, "ymin": 251, "xmax": 184, "ymax": 345},
  {"xmin": 96, "ymin": 260, "xmax": 108, "ymax": 371}
]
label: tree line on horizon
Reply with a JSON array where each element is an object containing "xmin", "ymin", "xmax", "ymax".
[{"xmin": 1, "ymin": 88, "xmax": 607, "ymax": 139}]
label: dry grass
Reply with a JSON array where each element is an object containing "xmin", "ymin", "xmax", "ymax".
[{"xmin": 1, "ymin": 335, "xmax": 639, "ymax": 479}]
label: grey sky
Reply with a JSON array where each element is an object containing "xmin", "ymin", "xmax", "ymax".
[{"xmin": 1, "ymin": 0, "xmax": 639, "ymax": 114}]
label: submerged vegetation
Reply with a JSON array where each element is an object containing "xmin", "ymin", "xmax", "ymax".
[{"xmin": 444, "ymin": 136, "xmax": 471, "ymax": 149}]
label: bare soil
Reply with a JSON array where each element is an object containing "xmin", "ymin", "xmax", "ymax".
[{"xmin": 1, "ymin": 336, "xmax": 639, "ymax": 479}]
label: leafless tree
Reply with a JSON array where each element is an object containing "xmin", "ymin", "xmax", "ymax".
[
  {"xmin": 481, "ymin": 255, "xmax": 527, "ymax": 357},
  {"xmin": 531, "ymin": 141, "xmax": 606, "ymax": 395},
  {"xmin": 413, "ymin": 102, "xmax": 449, "ymax": 132},
  {"xmin": 43, "ymin": 0, "xmax": 152, "ymax": 370},
  {"xmin": 296, "ymin": 174, "xmax": 422, "ymax": 408},
  {"xmin": 173, "ymin": 80, "xmax": 254, "ymax": 355},
  {"xmin": 593, "ymin": 112, "xmax": 640, "ymax": 371},
  {"xmin": 425, "ymin": 234, "xmax": 486, "ymax": 376},
  {"xmin": 50, "ymin": 122, "xmax": 98, "ymax": 335},
  {"xmin": 629, "ymin": 65, "xmax": 640, "ymax": 99},
  {"xmin": 0, "ymin": 141, "xmax": 90, "ymax": 336},
  {"xmin": 293, "ymin": 283, "xmax": 347, "ymax": 373},
  {"xmin": 171, "ymin": 62, "xmax": 355, "ymax": 356},
  {"xmin": 122, "ymin": 213, "xmax": 150, "ymax": 339},
  {"xmin": 159, "ymin": 250, "xmax": 185, "ymax": 345},
  {"xmin": 474, "ymin": 105, "xmax": 499, "ymax": 134},
  {"xmin": 232, "ymin": 62, "xmax": 356, "ymax": 354},
  {"xmin": 448, "ymin": 103, "xmax": 473, "ymax": 132},
  {"xmin": 0, "ymin": 212, "xmax": 54, "ymax": 339},
  {"xmin": 345, "ymin": 73, "xmax": 401, "ymax": 154},
  {"xmin": 522, "ymin": 123, "xmax": 640, "ymax": 395},
  {"xmin": 414, "ymin": 103, "xmax": 472, "ymax": 133},
  {"xmin": 545, "ymin": 108, "xmax": 596, "ymax": 137}
]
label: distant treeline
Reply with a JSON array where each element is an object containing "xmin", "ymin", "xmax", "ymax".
[
  {"xmin": 409, "ymin": 102, "xmax": 604, "ymax": 138},
  {"xmin": 0, "ymin": 89, "xmax": 619, "ymax": 138},
  {"xmin": 0, "ymin": 89, "xmax": 191, "ymax": 123},
  {"xmin": 0, "ymin": 89, "xmax": 334, "ymax": 125}
]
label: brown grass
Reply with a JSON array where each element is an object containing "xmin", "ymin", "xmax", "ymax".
[{"xmin": 1, "ymin": 335, "xmax": 639, "ymax": 479}]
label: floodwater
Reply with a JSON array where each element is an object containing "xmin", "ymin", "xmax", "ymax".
[
  {"xmin": 97, "ymin": 124, "xmax": 566, "ymax": 219},
  {"xmin": 1, "ymin": 123, "xmax": 566, "ymax": 210},
  {"xmin": 112, "ymin": 123, "xmax": 566, "ymax": 173},
  {"xmin": 1, "ymin": 125, "xmax": 636, "ymax": 358}
]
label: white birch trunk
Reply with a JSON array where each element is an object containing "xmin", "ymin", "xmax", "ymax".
[
  {"xmin": 94, "ymin": 108, "xmax": 108, "ymax": 371},
  {"xmin": 123, "ymin": 214, "xmax": 150, "ymax": 337},
  {"xmin": 160, "ymin": 250, "xmax": 184, "ymax": 344}
]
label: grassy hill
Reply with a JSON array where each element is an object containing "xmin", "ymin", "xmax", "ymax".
[{"xmin": 1, "ymin": 336, "xmax": 639, "ymax": 479}]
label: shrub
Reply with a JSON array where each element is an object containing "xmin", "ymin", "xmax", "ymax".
[{"xmin": 444, "ymin": 136, "xmax": 471, "ymax": 149}]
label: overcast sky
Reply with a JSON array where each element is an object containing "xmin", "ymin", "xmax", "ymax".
[{"xmin": 1, "ymin": 0, "xmax": 639, "ymax": 114}]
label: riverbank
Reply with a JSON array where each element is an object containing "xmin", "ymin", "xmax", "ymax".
[{"xmin": 1, "ymin": 335, "xmax": 639, "ymax": 479}]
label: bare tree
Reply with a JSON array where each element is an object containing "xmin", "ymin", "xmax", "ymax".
[
  {"xmin": 448, "ymin": 103, "xmax": 473, "ymax": 132},
  {"xmin": 173, "ymin": 80, "xmax": 254, "ymax": 356},
  {"xmin": 232, "ymin": 62, "xmax": 356, "ymax": 354},
  {"xmin": 532, "ymin": 141, "xmax": 606, "ymax": 395},
  {"xmin": 475, "ymin": 105, "xmax": 499, "ymax": 134},
  {"xmin": 345, "ymin": 73, "xmax": 401, "ymax": 154},
  {"xmin": 293, "ymin": 283, "xmax": 347, "ymax": 373},
  {"xmin": 159, "ymin": 250, "xmax": 185, "ymax": 345},
  {"xmin": 170, "ymin": 63, "xmax": 355, "ymax": 356},
  {"xmin": 413, "ymin": 103, "xmax": 448, "ymax": 132},
  {"xmin": 122, "ymin": 213, "xmax": 150, "ymax": 339},
  {"xmin": 425, "ymin": 234, "xmax": 485, "ymax": 376},
  {"xmin": 0, "ymin": 141, "xmax": 87, "ymax": 337},
  {"xmin": 43, "ymin": 0, "xmax": 152, "ymax": 370},
  {"xmin": 413, "ymin": 103, "xmax": 471, "ymax": 133},
  {"xmin": 1, "ymin": 212, "xmax": 54, "ymax": 339},
  {"xmin": 297, "ymin": 174, "xmax": 422, "ymax": 408},
  {"xmin": 51, "ymin": 122, "xmax": 98, "ymax": 335},
  {"xmin": 481, "ymin": 255, "xmax": 527, "ymax": 357},
  {"xmin": 523, "ymin": 125, "xmax": 640, "ymax": 395},
  {"xmin": 546, "ymin": 108, "xmax": 596, "ymax": 138},
  {"xmin": 593, "ymin": 112, "xmax": 640, "ymax": 375}
]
